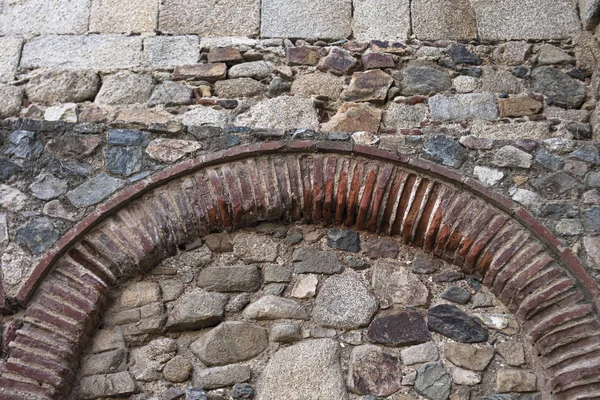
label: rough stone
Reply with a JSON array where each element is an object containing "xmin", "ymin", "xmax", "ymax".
[
  {"xmin": 231, "ymin": 383, "xmax": 255, "ymax": 400},
  {"xmin": 441, "ymin": 286, "xmax": 471, "ymax": 305},
  {"xmin": 0, "ymin": 0, "xmax": 90, "ymax": 36},
  {"xmin": 90, "ymin": 0, "xmax": 158, "ymax": 33},
  {"xmin": 194, "ymin": 365, "xmax": 251, "ymax": 389},
  {"xmin": 585, "ymin": 207, "xmax": 600, "ymax": 232},
  {"xmin": 160, "ymin": 279, "xmax": 184, "ymax": 302},
  {"xmin": 531, "ymin": 171, "xmax": 583, "ymax": 195},
  {"xmin": 0, "ymin": 37, "xmax": 22, "ymax": 83},
  {"xmin": 474, "ymin": 166, "xmax": 504, "ymax": 187},
  {"xmin": 286, "ymin": 47, "xmax": 320, "ymax": 66},
  {"xmin": 105, "ymin": 146, "xmax": 143, "ymax": 177},
  {"xmin": 347, "ymin": 344, "xmax": 403, "ymax": 396},
  {"xmin": 28, "ymin": 172, "xmax": 68, "ymax": 200},
  {"xmin": 415, "ymin": 362, "xmax": 452, "ymax": 400},
  {"xmin": 372, "ymin": 259, "xmax": 429, "ymax": 306},
  {"xmin": 148, "ymin": 81, "xmax": 193, "ymax": 106},
  {"xmin": 146, "ymin": 138, "xmax": 202, "ymax": 163},
  {"xmin": 423, "ymin": 134, "xmax": 468, "ymax": 168},
  {"xmin": 498, "ymin": 95, "xmax": 543, "ymax": 118},
  {"xmin": 21, "ymin": 35, "xmax": 143, "ymax": 70},
  {"xmin": 67, "ymin": 172, "xmax": 127, "ymax": 208},
  {"xmin": 79, "ymin": 372, "xmax": 137, "ymax": 399},
  {"xmin": 322, "ymin": 102, "xmax": 382, "ymax": 134},
  {"xmin": 401, "ymin": 61, "xmax": 452, "ymax": 96},
  {"xmin": 292, "ymin": 248, "xmax": 343, "ymax": 274},
  {"xmin": 341, "ymin": 70, "xmax": 394, "ymax": 103},
  {"xmin": 537, "ymin": 44, "xmax": 574, "ymax": 65},
  {"xmin": 235, "ymin": 97, "xmax": 319, "ymax": 130},
  {"xmin": 451, "ymin": 367, "xmax": 482, "ymax": 386},
  {"xmin": 165, "ymin": 290, "xmax": 227, "ymax": 330},
  {"xmin": 325, "ymin": 229, "xmax": 360, "ymax": 252},
  {"xmin": 16, "ymin": 218, "xmax": 60, "ymax": 254},
  {"xmin": 510, "ymin": 188, "xmax": 542, "ymax": 208},
  {"xmin": 412, "ymin": 0, "xmax": 477, "ymax": 40},
  {"xmin": 242, "ymin": 295, "xmax": 309, "ymax": 320},
  {"xmin": 159, "ymin": 0, "xmax": 260, "ymax": 36},
  {"xmin": 46, "ymin": 135, "xmax": 102, "ymax": 159},
  {"xmin": 215, "ymin": 78, "xmax": 266, "ymax": 98},
  {"xmin": 353, "ymin": 0, "xmax": 410, "ymax": 41},
  {"xmin": 228, "ymin": 61, "xmax": 271, "ymax": 80},
  {"xmin": 181, "ymin": 107, "xmax": 229, "ymax": 127},
  {"xmin": 493, "ymin": 41, "xmax": 532, "ymax": 65},
  {"xmin": 174, "ymin": 63, "xmax": 227, "ymax": 82},
  {"xmin": 479, "ymin": 67, "xmax": 524, "ymax": 94},
  {"xmin": 429, "ymin": 94, "xmax": 498, "ymax": 121},
  {"xmin": 453, "ymin": 76, "xmax": 478, "ymax": 93},
  {"xmin": 0, "ymin": 158, "xmax": 22, "ymax": 182},
  {"xmin": 0, "ymin": 184, "xmax": 28, "ymax": 211},
  {"xmin": 43, "ymin": 103, "xmax": 78, "ymax": 123},
  {"xmin": 383, "ymin": 103, "xmax": 428, "ymax": 130},
  {"xmin": 197, "ymin": 265, "xmax": 261, "ymax": 292},
  {"xmin": 270, "ymin": 323, "xmax": 302, "ymax": 343},
  {"xmin": 496, "ymin": 369, "xmax": 537, "ymax": 393},
  {"xmin": 95, "ymin": 71, "xmax": 154, "ymax": 105},
  {"xmin": 0, "ymin": 84, "xmax": 24, "ymax": 119},
  {"xmin": 362, "ymin": 52, "xmax": 395, "ymax": 70},
  {"xmin": 186, "ymin": 388, "xmax": 208, "ymax": 400},
  {"xmin": 233, "ymin": 233, "xmax": 278, "ymax": 262},
  {"xmin": 290, "ymin": 274, "xmax": 318, "ymax": 298},
  {"xmin": 535, "ymin": 149, "xmax": 564, "ymax": 171},
  {"xmin": 496, "ymin": 341, "xmax": 526, "ymax": 366},
  {"xmin": 401, "ymin": 342, "xmax": 440, "ymax": 365},
  {"xmin": 492, "ymin": 146, "xmax": 533, "ymax": 168},
  {"xmin": 367, "ymin": 311, "xmax": 431, "ymax": 346},
  {"xmin": 291, "ymin": 72, "xmax": 344, "ymax": 100},
  {"xmin": 361, "ymin": 236, "xmax": 399, "ymax": 259},
  {"xmin": 428, "ymin": 304, "xmax": 489, "ymax": 343},
  {"xmin": 81, "ymin": 349, "xmax": 127, "ymax": 377},
  {"xmin": 256, "ymin": 339, "xmax": 347, "ymax": 400},
  {"xmin": 445, "ymin": 343, "xmax": 495, "ymax": 371},
  {"xmin": 191, "ymin": 321, "xmax": 268, "ymax": 366},
  {"xmin": 162, "ymin": 355, "xmax": 192, "ymax": 383},
  {"xmin": 144, "ymin": 36, "xmax": 200, "ymax": 68},
  {"xmin": 26, "ymin": 69, "xmax": 99, "ymax": 105},
  {"xmin": 322, "ymin": 47, "xmax": 357, "ymax": 73},
  {"xmin": 556, "ymin": 219, "xmax": 584, "ymax": 235},
  {"xmin": 530, "ymin": 67, "xmax": 586, "ymax": 109},
  {"xmin": 572, "ymin": 143, "xmax": 600, "ymax": 164}
]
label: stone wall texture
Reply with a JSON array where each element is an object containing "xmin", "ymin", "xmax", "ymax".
[{"xmin": 3, "ymin": 0, "xmax": 600, "ymax": 399}]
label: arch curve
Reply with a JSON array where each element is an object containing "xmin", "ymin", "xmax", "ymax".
[{"xmin": 1, "ymin": 141, "xmax": 599, "ymax": 400}]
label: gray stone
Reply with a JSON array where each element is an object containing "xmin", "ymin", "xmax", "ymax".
[
  {"xmin": 159, "ymin": 0, "xmax": 260, "ymax": 36},
  {"xmin": 165, "ymin": 290, "xmax": 227, "ymax": 330},
  {"xmin": 263, "ymin": 264, "xmax": 292, "ymax": 283},
  {"xmin": 290, "ymin": 72, "xmax": 344, "ymax": 100},
  {"xmin": 235, "ymin": 97, "xmax": 319, "ymax": 130},
  {"xmin": 367, "ymin": 311, "xmax": 431, "ymax": 346},
  {"xmin": 0, "ymin": 37, "xmax": 22, "ymax": 83},
  {"xmin": 535, "ymin": 149, "xmax": 564, "ymax": 171},
  {"xmin": 0, "ymin": 84, "xmax": 24, "ymax": 119},
  {"xmin": 510, "ymin": 188, "xmax": 542, "ymax": 208},
  {"xmin": 372, "ymin": 259, "xmax": 429, "ymax": 306},
  {"xmin": 79, "ymin": 372, "xmax": 137, "ymax": 399},
  {"xmin": 228, "ymin": 61, "xmax": 271, "ymax": 80},
  {"xmin": 256, "ymin": 339, "xmax": 347, "ymax": 400},
  {"xmin": 106, "ymin": 147, "xmax": 143, "ymax": 177},
  {"xmin": 537, "ymin": 44, "xmax": 574, "ymax": 65},
  {"xmin": 148, "ymin": 81, "xmax": 193, "ymax": 107},
  {"xmin": 493, "ymin": 41, "xmax": 532, "ymax": 65},
  {"xmin": 215, "ymin": 78, "xmax": 266, "ymax": 98},
  {"xmin": 233, "ymin": 233, "xmax": 278, "ymax": 262},
  {"xmin": 401, "ymin": 60, "xmax": 452, "ymax": 96},
  {"xmin": 26, "ymin": 69, "xmax": 100, "ymax": 105},
  {"xmin": 0, "ymin": 184, "xmax": 28, "ymax": 211},
  {"xmin": 261, "ymin": 0, "xmax": 351, "ymax": 39},
  {"xmin": 415, "ymin": 362, "xmax": 452, "ymax": 400},
  {"xmin": 96, "ymin": 71, "xmax": 154, "ymax": 105},
  {"xmin": 326, "ymin": 229, "xmax": 360, "ymax": 252},
  {"xmin": 584, "ymin": 207, "xmax": 600, "ymax": 232},
  {"xmin": 347, "ymin": 344, "xmax": 403, "ymax": 397},
  {"xmin": 531, "ymin": 172, "xmax": 583, "ymax": 195},
  {"xmin": 163, "ymin": 355, "xmax": 192, "ymax": 383},
  {"xmin": 313, "ymin": 274, "xmax": 378, "ymax": 329},
  {"xmin": 535, "ymin": 203, "xmax": 579, "ymax": 219},
  {"xmin": 0, "ymin": 213, "xmax": 7, "ymax": 245},
  {"xmin": 191, "ymin": 321, "xmax": 268, "ymax": 366},
  {"xmin": 530, "ymin": 67, "xmax": 586, "ymax": 109},
  {"xmin": 556, "ymin": 219, "xmax": 584, "ymax": 235},
  {"xmin": 401, "ymin": 342, "xmax": 439, "ymax": 365},
  {"xmin": 429, "ymin": 94, "xmax": 498, "ymax": 121},
  {"xmin": 353, "ymin": 0, "xmax": 410, "ymax": 41},
  {"xmin": 0, "ymin": 158, "xmax": 22, "ymax": 182},
  {"xmin": 181, "ymin": 107, "xmax": 229, "ymax": 127},
  {"xmin": 197, "ymin": 265, "xmax": 261, "ymax": 292},
  {"xmin": 21, "ymin": 35, "xmax": 143, "ymax": 70},
  {"xmin": 496, "ymin": 369, "xmax": 537, "ymax": 393},
  {"xmin": 492, "ymin": 146, "xmax": 533, "ymax": 168},
  {"xmin": 16, "ymin": 218, "xmax": 60, "ymax": 254},
  {"xmin": 270, "ymin": 323, "xmax": 302, "ymax": 343},
  {"xmin": 89, "ymin": 0, "xmax": 158, "ymax": 33},
  {"xmin": 412, "ymin": 0, "xmax": 477, "ymax": 40},
  {"xmin": 108, "ymin": 129, "xmax": 145, "ymax": 146},
  {"xmin": 160, "ymin": 279, "xmax": 184, "ymax": 302},
  {"xmin": 441, "ymin": 286, "xmax": 471, "ymax": 305},
  {"xmin": 0, "ymin": 0, "xmax": 90, "ymax": 36},
  {"xmin": 67, "ymin": 172, "xmax": 127, "ymax": 208},
  {"xmin": 383, "ymin": 103, "xmax": 428, "ymax": 130},
  {"xmin": 29, "ymin": 172, "xmax": 68, "ymax": 200},
  {"xmin": 445, "ymin": 342, "xmax": 495, "ymax": 371},
  {"xmin": 119, "ymin": 281, "xmax": 161, "ymax": 309},
  {"xmin": 572, "ymin": 143, "xmax": 600, "ymax": 164},
  {"xmin": 496, "ymin": 340, "xmax": 526, "ymax": 366},
  {"xmin": 242, "ymin": 295, "xmax": 309, "ymax": 320},
  {"xmin": 144, "ymin": 36, "xmax": 200, "ymax": 68},
  {"xmin": 472, "ymin": 0, "xmax": 581, "ymax": 40},
  {"xmin": 423, "ymin": 134, "xmax": 468, "ymax": 168},
  {"xmin": 361, "ymin": 236, "xmax": 400, "ymax": 259},
  {"xmin": 427, "ymin": 304, "xmax": 489, "ymax": 343},
  {"xmin": 479, "ymin": 67, "xmax": 524, "ymax": 94},
  {"xmin": 194, "ymin": 365, "xmax": 251, "ymax": 389},
  {"xmin": 580, "ymin": 0, "xmax": 600, "ymax": 29},
  {"xmin": 447, "ymin": 45, "xmax": 481, "ymax": 65},
  {"xmin": 293, "ymin": 248, "xmax": 344, "ymax": 274},
  {"xmin": 80, "ymin": 349, "xmax": 127, "ymax": 377},
  {"xmin": 186, "ymin": 388, "xmax": 208, "ymax": 400}
]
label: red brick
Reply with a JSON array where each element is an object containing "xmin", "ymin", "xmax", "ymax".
[
  {"xmin": 322, "ymin": 156, "xmax": 338, "ymax": 225},
  {"xmin": 356, "ymin": 166, "xmax": 379, "ymax": 230},
  {"xmin": 354, "ymin": 145, "xmax": 408, "ymax": 164},
  {"xmin": 257, "ymin": 157, "xmax": 283, "ymax": 220},
  {"xmin": 509, "ymin": 266, "xmax": 563, "ymax": 311},
  {"xmin": 402, "ymin": 178, "xmax": 430, "ymax": 245},
  {"xmin": 1, "ymin": 318, "xmax": 22, "ymax": 355},
  {"xmin": 55, "ymin": 258, "xmax": 108, "ymax": 297},
  {"xmin": 423, "ymin": 186, "xmax": 455, "ymax": 252},
  {"xmin": 554, "ymin": 381, "xmax": 600, "ymax": 400},
  {"xmin": 475, "ymin": 222, "xmax": 521, "ymax": 277},
  {"xmin": 233, "ymin": 162, "xmax": 258, "ymax": 224},
  {"xmin": 527, "ymin": 304, "xmax": 593, "ymax": 341},
  {"xmin": 68, "ymin": 243, "xmax": 117, "ymax": 287},
  {"xmin": 413, "ymin": 183, "xmax": 441, "ymax": 247},
  {"xmin": 454, "ymin": 207, "xmax": 495, "ymax": 267},
  {"xmin": 561, "ymin": 248, "xmax": 600, "ymax": 299},
  {"xmin": 244, "ymin": 160, "xmax": 267, "ymax": 222},
  {"xmin": 482, "ymin": 230, "xmax": 530, "ymax": 288},
  {"xmin": 432, "ymin": 192, "xmax": 471, "ymax": 258},
  {"xmin": 169, "ymin": 183, "xmax": 201, "ymax": 241},
  {"xmin": 299, "ymin": 156, "xmax": 314, "ymax": 223},
  {"xmin": 0, "ymin": 377, "xmax": 55, "ymax": 399},
  {"xmin": 345, "ymin": 161, "xmax": 365, "ymax": 227},
  {"xmin": 125, "ymin": 201, "xmax": 171, "ymax": 259},
  {"xmin": 35, "ymin": 292, "xmax": 88, "ymax": 324},
  {"xmin": 16, "ymin": 325, "xmax": 76, "ymax": 358},
  {"xmin": 312, "ymin": 155, "xmax": 324, "ymax": 224},
  {"xmin": 516, "ymin": 278, "xmax": 576, "ymax": 320},
  {"xmin": 550, "ymin": 363, "xmax": 600, "ymax": 391},
  {"xmin": 40, "ymin": 280, "xmax": 98, "ymax": 315},
  {"xmin": 155, "ymin": 189, "xmax": 189, "ymax": 247},
  {"xmin": 380, "ymin": 170, "xmax": 407, "ymax": 234},
  {"xmin": 492, "ymin": 242, "xmax": 544, "ymax": 295},
  {"xmin": 334, "ymin": 159, "xmax": 349, "ymax": 226},
  {"xmin": 274, "ymin": 157, "xmax": 293, "ymax": 222},
  {"xmin": 316, "ymin": 140, "xmax": 353, "ymax": 154},
  {"xmin": 444, "ymin": 199, "xmax": 484, "ymax": 257},
  {"xmin": 285, "ymin": 156, "xmax": 303, "ymax": 221},
  {"xmin": 463, "ymin": 177, "xmax": 514, "ymax": 211},
  {"xmin": 9, "ymin": 347, "xmax": 73, "ymax": 378},
  {"xmin": 24, "ymin": 306, "xmax": 80, "ymax": 342},
  {"xmin": 2, "ymin": 360, "xmax": 64, "ymax": 389},
  {"xmin": 543, "ymin": 335, "xmax": 600, "ymax": 370},
  {"xmin": 366, "ymin": 164, "xmax": 394, "ymax": 232},
  {"xmin": 537, "ymin": 318, "xmax": 600, "ymax": 355},
  {"xmin": 207, "ymin": 169, "xmax": 233, "ymax": 230},
  {"xmin": 287, "ymin": 140, "xmax": 316, "ymax": 152},
  {"xmin": 391, "ymin": 174, "xmax": 419, "ymax": 236},
  {"xmin": 222, "ymin": 165, "xmax": 244, "ymax": 228},
  {"xmin": 464, "ymin": 213, "xmax": 507, "ymax": 273},
  {"xmin": 116, "ymin": 207, "xmax": 161, "ymax": 261},
  {"xmin": 498, "ymin": 254, "xmax": 553, "ymax": 305},
  {"xmin": 515, "ymin": 207, "xmax": 563, "ymax": 249}
]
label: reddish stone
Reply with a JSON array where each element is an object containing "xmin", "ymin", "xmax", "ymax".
[
  {"xmin": 341, "ymin": 70, "xmax": 394, "ymax": 102},
  {"xmin": 345, "ymin": 162, "xmax": 364, "ymax": 226},
  {"xmin": 323, "ymin": 102, "xmax": 382, "ymax": 134},
  {"xmin": 286, "ymin": 47, "xmax": 320, "ymax": 66},
  {"xmin": 367, "ymin": 311, "xmax": 431, "ymax": 346},
  {"xmin": 173, "ymin": 63, "xmax": 227, "ymax": 82},
  {"xmin": 498, "ymin": 95, "xmax": 543, "ymax": 117},
  {"xmin": 361, "ymin": 235, "xmax": 399, "ymax": 259},
  {"xmin": 45, "ymin": 135, "xmax": 102, "ymax": 159},
  {"xmin": 207, "ymin": 47, "xmax": 243, "ymax": 64},
  {"xmin": 362, "ymin": 52, "xmax": 395, "ymax": 70},
  {"xmin": 323, "ymin": 47, "xmax": 357, "ymax": 73}
]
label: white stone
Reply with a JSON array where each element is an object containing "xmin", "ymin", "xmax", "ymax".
[
  {"xmin": 429, "ymin": 93, "xmax": 498, "ymax": 121},
  {"xmin": 372, "ymin": 259, "xmax": 429, "ymax": 307},
  {"xmin": 556, "ymin": 219, "xmax": 584, "ymax": 236},
  {"xmin": 353, "ymin": 0, "xmax": 410, "ymax": 41},
  {"xmin": 0, "ymin": 185, "xmax": 28, "ymax": 211},
  {"xmin": 492, "ymin": 145, "xmax": 533, "ymax": 168},
  {"xmin": 95, "ymin": 71, "xmax": 154, "ymax": 105},
  {"xmin": 474, "ymin": 166, "xmax": 504, "ymax": 187},
  {"xmin": 584, "ymin": 236, "xmax": 600, "ymax": 270},
  {"xmin": 0, "ymin": 0, "xmax": 90, "ymax": 36},
  {"xmin": 351, "ymin": 131, "xmax": 380, "ymax": 146},
  {"xmin": 453, "ymin": 76, "xmax": 477, "ymax": 93},
  {"xmin": 451, "ymin": 367, "xmax": 482, "ymax": 386},
  {"xmin": 0, "ymin": 213, "xmax": 7, "ymax": 244},
  {"xmin": 90, "ymin": 0, "xmax": 158, "ymax": 33},
  {"xmin": 44, "ymin": 103, "xmax": 78, "ymax": 123},
  {"xmin": 146, "ymin": 139, "xmax": 203, "ymax": 163},
  {"xmin": 291, "ymin": 274, "xmax": 318, "ymax": 298},
  {"xmin": 181, "ymin": 107, "xmax": 230, "ymax": 127},
  {"xmin": 29, "ymin": 172, "xmax": 68, "ymax": 200},
  {"xmin": 21, "ymin": 35, "xmax": 143, "ymax": 70},
  {"xmin": 199, "ymin": 37, "xmax": 258, "ymax": 49},
  {"xmin": 470, "ymin": 121, "xmax": 551, "ymax": 141},
  {"xmin": 261, "ymin": 0, "xmax": 352, "ymax": 39},
  {"xmin": 0, "ymin": 37, "xmax": 22, "ymax": 83},
  {"xmin": 1, "ymin": 244, "xmax": 30, "ymax": 289},
  {"xmin": 383, "ymin": 103, "xmax": 428, "ymax": 129},
  {"xmin": 510, "ymin": 188, "xmax": 542, "ymax": 208},
  {"xmin": 0, "ymin": 84, "xmax": 24, "ymax": 119},
  {"xmin": 144, "ymin": 36, "xmax": 200, "ymax": 69},
  {"xmin": 235, "ymin": 97, "xmax": 320, "ymax": 131}
]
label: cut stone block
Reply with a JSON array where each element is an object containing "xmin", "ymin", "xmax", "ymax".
[
  {"xmin": 21, "ymin": 35, "xmax": 143, "ymax": 70},
  {"xmin": 472, "ymin": 0, "xmax": 581, "ymax": 40},
  {"xmin": 144, "ymin": 36, "xmax": 200, "ymax": 68},
  {"xmin": 353, "ymin": 0, "xmax": 410, "ymax": 41},
  {"xmin": 412, "ymin": 0, "xmax": 477, "ymax": 41},
  {"xmin": 90, "ymin": 0, "xmax": 158, "ymax": 33},
  {"xmin": 159, "ymin": 0, "xmax": 260, "ymax": 36},
  {"xmin": 261, "ymin": 0, "xmax": 352, "ymax": 39},
  {"xmin": 0, "ymin": 0, "xmax": 90, "ymax": 36},
  {"xmin": 0, "ymin": 37, "xmax": 22, "ymax": 83}
]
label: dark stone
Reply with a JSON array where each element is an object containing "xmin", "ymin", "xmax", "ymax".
[
  {"xmin": 367, "ymin": 311, "xmax": 431, "ymax": 346},
  {"xmin": 163, "ymin": 387, "xmax": 185, "ymax": 400},
  {"xmin": 16, "ymin": 218, "xmax": 61, "ymax": 255},
  {"xmin": 45, "ymin": 135, "xmax": 102, "ymax": 159},
  {"xmin": 66, "ymin": 172, "xmax": 127, "ymax": 208},
  {"xmin": 326, "ymin": 229, "xmax": 360, "ymax": 252},
  {"xmin": 531, "ymin": 172, "xmax": 583, "ymax": 195},
  {"xmin": 210, "ymin": 133, "xmax": 241, "ymax": 149},
  {"xmin": 567, "ymin": 68, "xmax": 586, "ymax": 81},
  {"xmin": 362, "ymin": 53, "xmax": 395, "ymax": 70},
  {"xmin": 412, "ymin": 253, "xmax": 440, "ymax": 274},
  {"xmin": 362, "ymin": 236, "xmax": 399, "ymax": 259},
  {"xmin": 4, "ymin": 130, "xmax": 44, "ymax": 160},
  {"xmin": 46, "ymin": 159, "xmax": 93, "ymax": 176},
  {"xmin": 415, "ymin": 362, "xmax": 452, "ymax": 400},
  {"xmin": 225, "ymin": 126, "xmax": 252, "ymax": 135},
  {"xmin": 207, "ymin": 47, "xmax": 243, "ymax": 64},
  {"xmin": 465, "ymin": 276, "xmax": 482, "ymax": 291},
  {"xmin": 188, "ymin": 125, "xmax": 224, "ymax": 140},
  {"xmin": 441, "ymin": 286, "xmax": 471, "ymax": 305},
  {"xmin": 325, "ymin": 131, "xmax": 350, "ymax": 141},
  {"xmin": 186, "ymin": 388, "xmax": 208, "ymax": 400},
  {"xmin": 482, "ymin": 396, "xmax": 512, "ymax": 400},
  {"xmin": 434, "ymin": 270, "xmax": 464, "ymax": 282},
  {"xmin": 231, "ymin": 383, "xmax": 255, "ymax": 399},
  {"xmin": 74, "ymin": 123, "xmax": 104, "ymax": 134},
  {"xmin": 324, "ymin": 47, "xmax": 357, "ymax": 73},
  {"xmin": 267, "ymin": 77, "xmax": 291, "ymax": 97},
  {"xmin": 349, "ymin": 346, "xmax": 403, "ymax": 397},
  {"xmin": 515, "ymin": 138, "xmax": 538, "ymax": 152},
  {"xmin": 401, "ymin": 61, "xmax": 451, "ymax": 96},
  {"xmin": 534, "ymin": 149, "xmax": 564, "ymax": 171},
  {"xmin": 586, "ymin": 172, "xmax": 600, "ymax": 187},
  {"xmin": 459, "ymin": 67, "xmax": 482, "ymax": 77},
  {"xmin": 283, "ymin": 227, "xmax": 303, "ymax": 245},
  {"xmin": 105, "ymin": 147, "xmax": 143, "ymax": 177},
  {"xmin": 0, "ymin": 158, "xmax": 22, "ymax": 182},
  {"xmin": 343, "ymin": 255, "xmax": 368, "ymax": 270},
  {"xmin": 290, "ymin": 128, "xmax": 317, "ymax": 139},
  {"xmin": 584, "ymin": 207, "xmax": 600, "ymax": 232},
  {"xmin": 427, "ymin": 304, "xmax": 489, "ymax": 343},
  {"xmin": 572, "ymin": 143, "xmax": 600, "ymax": 164},
  {"xmin": 531, "ymin": 66, "xmax": 586, "ymax": 109},
  {"xmin": 293, "ymin": 248, "xmax": 344, "ymax": 274},
  {"xmin": 564, "ymin": 122, "xmax": 592, "ymax": 139},
  {"xmin": 423, "ymin": 134, "xmax": 468, "ymax": 168},
  {"xmin": 107, "ymin": 129, "xmax": 146, "ymax": 146},
  {"xmin": 511, "ymin": 66, "xmax": 529, "ymax": 78},
  {"xmin": 534, "ymin": 203, "xmax": 579, "ymax": 219},
  {"xmin": 369, "ymin": 40, "xmax": 410, "ymax": 54},
  {"xmin": 446, "ymin": 45, "xmax": 481, "ymax": 65},
  {"xmin": 256, "ymin": 222, "xmax": 288, "ymax": 238},
  {"xmin": 286, "ymin": 47, "xmax": 320, "ymax": 66}
]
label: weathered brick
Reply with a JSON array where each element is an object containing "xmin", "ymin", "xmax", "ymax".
[
  {"xmin": 516, "ymin": 278, "xmax": 575, "ymax": 320},
  {"xmin": 367, "ymin": 165, "xmax": 394, "ymax": 232},
  {"xmin": 356, "ymin": 166, "xmax": 379, "ymax": 230}
]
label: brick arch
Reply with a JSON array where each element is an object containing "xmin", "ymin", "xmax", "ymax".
[{"xmin": 1, "ymin": 141, "xmax": 599, "ymax": 400}]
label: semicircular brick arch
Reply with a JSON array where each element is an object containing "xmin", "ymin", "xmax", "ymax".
[{"xmin": 1, "ymin": 141, "xmax": 599, "ymax": 400}]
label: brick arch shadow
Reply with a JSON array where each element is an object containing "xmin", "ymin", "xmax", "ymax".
[{"xmin": 1, "ymin": 141, "xmax": 600, "ymax": 400}]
